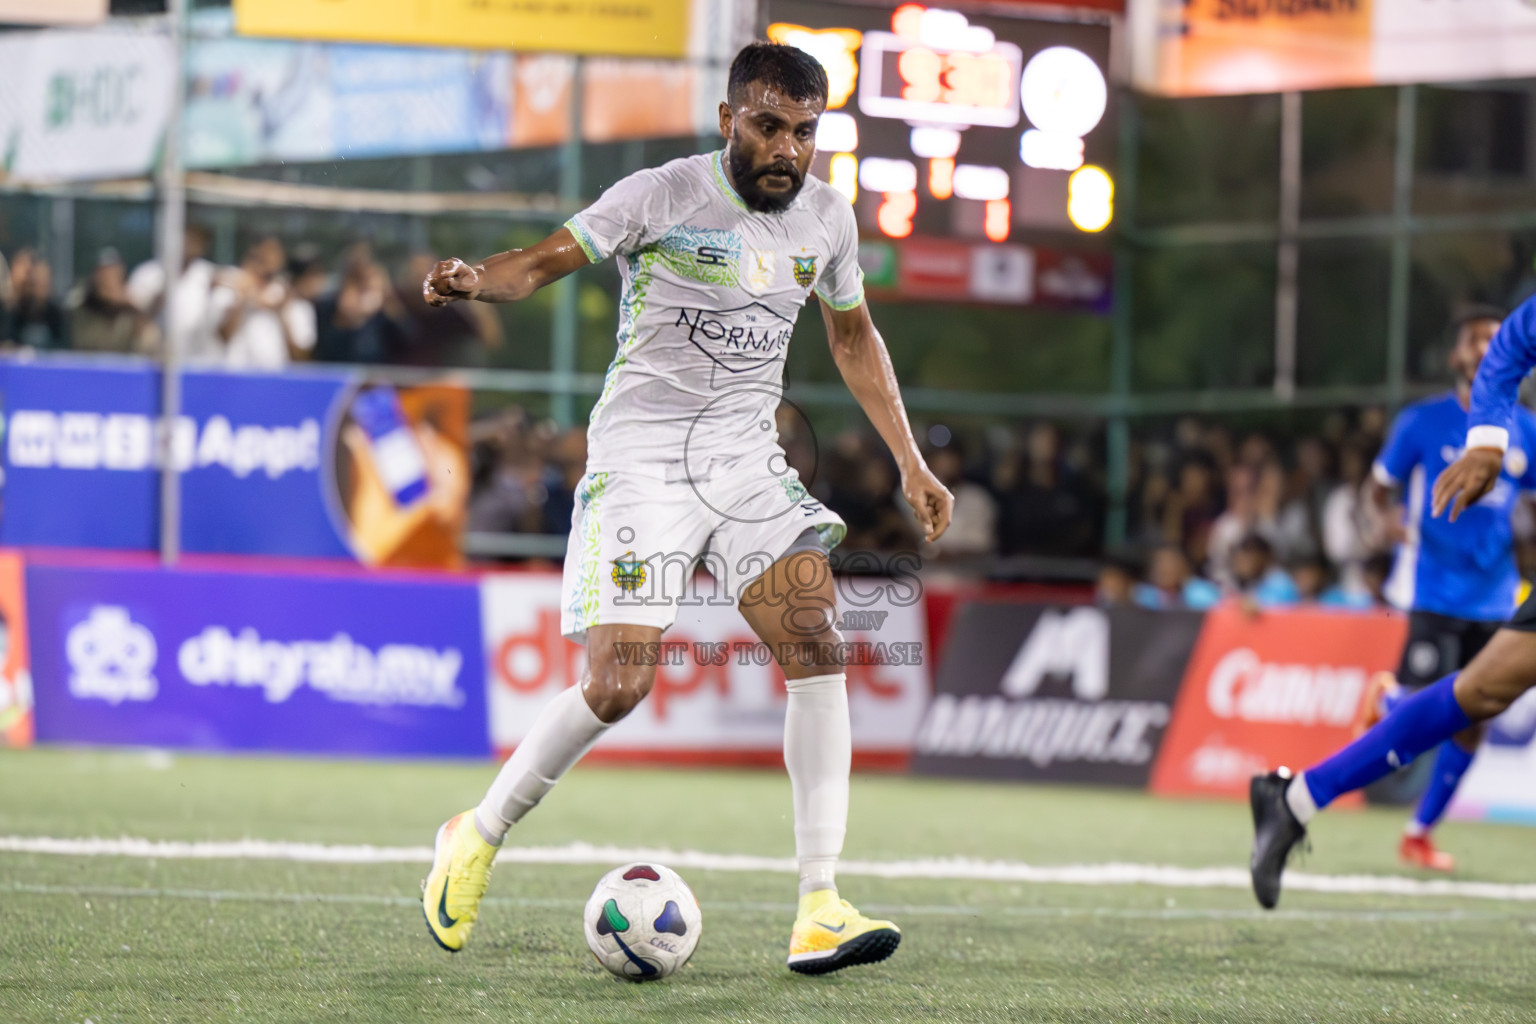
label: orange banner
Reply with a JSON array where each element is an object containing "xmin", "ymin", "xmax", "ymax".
[
  {"xmin": 0, "ymin": 551, "xmax": 33, "ymax": 747},
  {"xmin": 1150, "ymin": 604, "xmax": 1406, "ymax": 801}
]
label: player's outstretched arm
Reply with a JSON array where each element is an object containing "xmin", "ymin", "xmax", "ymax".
[
  {"xmin": 820, "ymin": 299, "xmax": 953, "ymax": 542},
  {"xmin": 422, "ymin": 228, "xmax": 591, "ymax": 307},
  {"xmin": 1434, "ymin": 296, "xmax": 1536, "ymax": 520}
]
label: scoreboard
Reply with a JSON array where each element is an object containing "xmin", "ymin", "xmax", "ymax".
[{"xmin": 766, "ymin": 0, "xmax": 1115, "ymax": 246}]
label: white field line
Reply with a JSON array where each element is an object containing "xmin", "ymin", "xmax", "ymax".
[
  {"xmin": 4, "ymin": 835, "xmax": 1536, "ymax": 903},
  {"xmin": 6, "ymin": 882, "xmax": 1531, "ymax": 923}
]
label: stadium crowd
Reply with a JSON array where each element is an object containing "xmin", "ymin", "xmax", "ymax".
[
  {"xmin": 468, "ymin": 400, "xmax": 1419, "ymax": 609},
  {"xmin": 0, "ymin": 236, "xmax": 1442, "ymax": 605},
  {"xmin": 0, "ymin": 230, "xmax": 500, "ymax": 367}
]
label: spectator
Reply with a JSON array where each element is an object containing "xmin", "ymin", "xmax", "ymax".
[
  {"xmin": 0, "ymin": 249, "xmax": 11, "ymax": 342},
  {"xmin": 7, "ymin": 249, "xmax": 66, "ymax": 350},
  {"xmin": 1135, "ymin": 543, "xmax": 1221, "ymax": 610},
  {"xmin": 314, "ymin": 242, "xmax": 404, "ymax": 364},
  {"xmin": 68, "ymin": 248, "xmax": 157, "ymax": 354},
  {"xmin": 1323, "ymin": 441, "xmax": 1377, "ymax": 595},
  {"xmin": 126, "ymin": 224, "xmax": 220, "ymax": 363},
  {"xmin": 539, "ymin": 426, "xmax": 589, "ymax": 536},
  {"xmin": 466, "ymin": 407, "xmax": 544, "ymax": 534},
  {"xmin": 1289, "ymin": 553, "xmax": 1331, "ymax": 603},
  {"xmin": 1229, "ymin": 533, "xmax": 1300, "ymax": 607},
  {"xmin": 1161, "ymin": 456, "xmax": 1221, "ymax": 569},
  {"xmin": 288, "ymin": 247, "xmax": 331, "ymax": 308},
  {"xmin": 210, "ymin": 236, "xmax": 315, "ymax": 370},
  {"xmin": 1207, "ymin": 464, "xmax": 1261, "ymax": 586},
  {"xmin": 1096, "ymin": 555, "xmax": 1138, "ymax": 607},
  {"xmin": 994, "ymin": 423, "xmax": 1098, "ymax": 558}
]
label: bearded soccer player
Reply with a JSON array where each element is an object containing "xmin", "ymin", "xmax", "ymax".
[
  {"xmin": 1250, "ymin": 290, "xmax": 1536, "ymax": 908},
  {"xmin": 418, "ymin": 42, "xmax": 953, "ymax": 973},
  {"xmin": 1356, "ymin": 306, "xmax": 1536, "ymax": 871}
]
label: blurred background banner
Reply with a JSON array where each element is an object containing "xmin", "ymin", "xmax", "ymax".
[
  {"xmin": 481, "ymin": 573, "xmax": 930, "ymax": 766},
  {"xmin": 231, "ymin": 0, "xmax": 746, "ymax": 60},
  {"xmin": 0, "ymin": 0, "xmax": 106, "ymax": 26},
  {"xmin": 26, "ymin": 559, "xmax": 488, "ymax": 757},
  {"xmin": 0, "ymin": 28, "xmax": 175, "ymax": 185},
  {"xmin": 0, "ymin": 360, "xmax": 470, "ymax": 566},
  {"xmin": 911, "ymin": 603, "xmax": 1200, "ymax": 786},
  {"xmin": 186, "ymin": 40, "xmax": 513, "ymax": 168},
  {"xmin": 1130, "ymin": 0, "xmax": 1536, "ymax": 96},
  {"xmin": 1150, "ymin": 605, "xmax": 1407, "ymax": 801}
]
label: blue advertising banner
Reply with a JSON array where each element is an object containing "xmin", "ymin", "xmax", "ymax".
[
  {"xmin": 1, "ymin": 359, "xmax": 356, "ymax": 559},
  {"xmin": 27, "ymin": 561, "xmax": 488, "ymax": 757},
  {"xmin": 180, "ymin": 368, "xmax": 353, "ymax": 559},
  {"xmin": 0, "ymin": 359, "xmax": 162, "ymax": 550}
]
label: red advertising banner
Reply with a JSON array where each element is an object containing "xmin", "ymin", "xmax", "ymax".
[{"xmin": 1150, "ymin": 605, "xmax": 1407, "ymax": 802}]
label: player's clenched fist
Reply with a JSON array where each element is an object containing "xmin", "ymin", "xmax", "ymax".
[{"xmin": 422, "ymin": 257, "xmax": 483, "ymax": 306}]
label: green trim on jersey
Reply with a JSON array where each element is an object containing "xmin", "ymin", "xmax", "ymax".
[
  {"xmin": 565, "ymin": 217, "xmax": 604, "ymax": 264},
  {"xmin": 710, "ymin": 151, "xmax": 750, "ymax": 213},
  {"xmin": 588, "ymin": 250, "xmax": 658, "ymax": 428},
  {"xmin": 814, "ymin": 283, "xmax": 866, "ymax": 311}
]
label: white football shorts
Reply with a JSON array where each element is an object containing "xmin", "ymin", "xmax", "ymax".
[{"xmin": 558, "ymin": 448, "xmax": 846, "ymax": 642}]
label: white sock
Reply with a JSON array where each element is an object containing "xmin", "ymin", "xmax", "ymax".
[
  {"xmin": 783, "ymin": 672, "xmax": 850, "ymax": 899},
  {"xmin": 474, "ymin": 684, "xmax": 609, "ymax": 844},
  {"xmin": 1286, "ymin": 771, "xmax": 1318, "ymax": 825},
  {"xmin": 1404, "ymin": 820, "xmax": 1428, "ymax": 838}
]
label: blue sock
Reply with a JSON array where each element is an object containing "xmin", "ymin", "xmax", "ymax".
[
  {"xmin": 1411, "ymin": 740, "xmax": 1475, "ymax": 831},
  {"xmin": 1304, "ymin": 674, "xmax": 1472, "ymax": 809}
]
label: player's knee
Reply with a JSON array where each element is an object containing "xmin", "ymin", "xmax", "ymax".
[
  {"xmin": 582, "ymin": 659, "xmax": 656, "ymax": 724},
  {"xmin": 776, "ymin": 625, "xmax": 845, "ymax": 676},
  {"xmin": 1455, "ymin": 662, "xmax": 1529, "ymax": 720}
]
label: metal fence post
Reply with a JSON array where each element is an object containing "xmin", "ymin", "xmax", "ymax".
[
  {"xmin": 1386, "ymin": 84, "xmax": 1417, "ymax": 410},
  {"xmin": 156, "ymin": 0, "xmax": 188, "ymax": 565}
]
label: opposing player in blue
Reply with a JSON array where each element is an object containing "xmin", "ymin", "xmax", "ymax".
[
  {"xmin": 1250, "ymin": 291, "xmax": 1536, "ymax": 908},
  {"xmin": 1357, "ymin": 306, "xmax": 1535, "ymax": 871}
]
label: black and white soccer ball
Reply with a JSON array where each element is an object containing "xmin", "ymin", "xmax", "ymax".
[{"xmin": 583, "ymin": 862, "xmax": 702, "ymax": 981}]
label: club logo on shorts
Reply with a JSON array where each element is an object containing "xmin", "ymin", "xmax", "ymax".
[
  {"xmin": 746, "ymin": 249, "xmax": 776, "ymax": 293},
  {"xmin": 791, "ymin": 254, "xmax": 818, "ymax": 289},
  {"xmin": 611, "ymin": 554, "xmax": 648, "ymax": 593}
]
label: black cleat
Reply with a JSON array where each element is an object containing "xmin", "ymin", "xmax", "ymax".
[{"xmin": 1250, "ymin": 769, "xmax": 1308, "ymax": 910}]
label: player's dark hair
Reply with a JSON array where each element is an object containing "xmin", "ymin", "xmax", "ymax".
[
  {"xmin": 1451, "ymin": 302, "xmax": 1506, "ymax": 335},
  {"xmin": 728, "ymin": 41, "xmax": 828, "ymax": 108}
]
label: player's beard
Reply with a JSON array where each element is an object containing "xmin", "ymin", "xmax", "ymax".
[{"xmin": 728, "ymin": 138, "xmax": 804, "ymax": 214}]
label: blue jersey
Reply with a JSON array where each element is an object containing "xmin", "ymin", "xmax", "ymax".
[
  {"xmin": 1376, "ymin": 392, "xmax": 1536, "ymax": 621},
  {"xmin": 1469, "ymin": 295, "xmax": 1536, "ymax": 452}
]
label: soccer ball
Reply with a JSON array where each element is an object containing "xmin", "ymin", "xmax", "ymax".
[{"xmin": 583, "ymin": 862, "xmax": 702, "ymax": 981}]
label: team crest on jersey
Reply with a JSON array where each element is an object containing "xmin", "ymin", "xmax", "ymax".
[
  {"xmin": 746, "ymin": 249, "xmax": 776, "ymax": 293},
  {"xmin": 1508, "ymin": 447, "xmax": 1529, "ymax": 478},
  {"xmin": 791, "ymin": 254, "xmax": 818, "ymax": 289},
  {"xmin": 611, "ymin": 554, "xmax": 647, "ymax": 593}
]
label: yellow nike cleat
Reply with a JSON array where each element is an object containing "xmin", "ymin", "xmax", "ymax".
[
  {"xmin": 421, "ymin": 810, "xmax": 497, "ymax": 952},
  {"xmin": 786, "ymin": 889, "xmax": 901, "ymax": 975}
]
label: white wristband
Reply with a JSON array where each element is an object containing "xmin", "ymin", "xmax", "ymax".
[{"xmin": 1466, "ymin": 425, "xmax": 1510, "ymax": 453}]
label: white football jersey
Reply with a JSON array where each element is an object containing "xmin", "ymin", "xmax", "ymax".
[{"xmin": 565, "ymin": 150, "xmax": 864, "ymax": 476}]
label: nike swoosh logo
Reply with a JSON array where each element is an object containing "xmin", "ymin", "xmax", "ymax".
[
  {"xmin": 817, "ymin": 921, "xmax": 846, "ymax": 934},
  {"xmin": 437, "ymin": 882, "xmax": 458, "ymax": 930}
]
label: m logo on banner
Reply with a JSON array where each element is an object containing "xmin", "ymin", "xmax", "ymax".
[{"xmin": 1000, "ymin": 607, "xmax": 1109, "ymax": 701}]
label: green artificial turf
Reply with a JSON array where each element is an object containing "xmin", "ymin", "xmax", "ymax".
[{"xmin": 1, "ymin": 747, "xmax": 1534, "ymax": 1023}]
